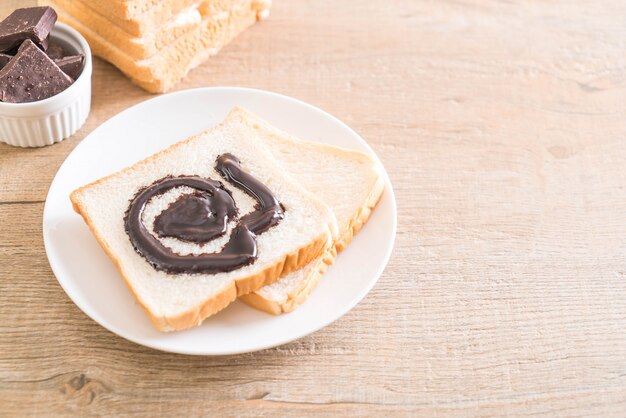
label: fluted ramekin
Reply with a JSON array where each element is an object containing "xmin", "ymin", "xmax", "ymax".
[{"xmin": 0, "ymin": 22, "xmax": 92, "ymax": 148}]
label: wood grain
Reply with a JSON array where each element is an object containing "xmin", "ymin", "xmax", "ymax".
[{"xmin": 1, "ymin": 0, "xmax": 626, "ymax": 416}]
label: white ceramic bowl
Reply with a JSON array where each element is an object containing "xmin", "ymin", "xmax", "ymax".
[{"xmin": 0, "ymin": 22, "xmax": 92, "ymax": 148}]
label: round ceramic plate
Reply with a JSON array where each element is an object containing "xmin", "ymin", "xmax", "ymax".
[{"xmin": 43, "ymin": 87, "xmax": 397, "ymax": 355}]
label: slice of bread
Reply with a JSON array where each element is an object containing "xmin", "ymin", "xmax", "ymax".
[
  {"xmin": 75, "ymin": 0, "xmax": 271, "ymax": 38},
  {"xmin": 46, "ymin": 0, "xmax": 203, "ymax": 60},
  {"xmin": 70, "ymin": 108, "xmax": 337, "ymax": 331},
  {"xmin": 75, "ymin": 0, "xmax": 199, "ymax": 37},
  {"xmin": 77, "ymin": 0, "xmax": 163, "ymax": 22},
  {"xmin": 50, "ymin": 0, "xmax": 267, "ymax": 92},
  {"xmin": 233, "ymin": 108, "xmax": 385, "ymax": 314},
  {"xmin": 241, "ymin": 254, "xmax": 333, "ymax": 314}
]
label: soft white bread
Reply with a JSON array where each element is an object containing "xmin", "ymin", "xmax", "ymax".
[
  {"xmin": 234, "ymin": 108, "xmax": 385, "ymax": 314},
  {"xmin": 78, "ymin": 0, "xmax": 165, "ymax": 22},
  {"xmin": 45, "ymin": 0, "xmax": 269, "ymax": 61},
  {"xmin": 70, "ymin": 108, "xmax": 337, "ymax": 331},
  {"xmin": 75, "ymin": 0, "xmax": 199, "ymax": 37},
  {"xmin": 46, "ymin": 0, "xmax": 203, "ymax": 60},
  {"xmin": 75, "ymin": 0, "xmax": 270, "ymax": 38},
  {"xmin": 45, "ymin": 0, "xmax": 270, "ymax": 92}
]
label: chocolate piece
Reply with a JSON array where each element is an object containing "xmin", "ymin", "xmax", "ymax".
[
  {"xmin": 55, "ymin": 54, "xmax": 83, "ymax": 80},
  {"xmin": 0, "ymin": 7, "xmax": 57, "ymax": 53},
  {"xmin": 46, "ymin": 41, "xmax": 64, "ymax": 60},
  {"xmin": 0, "ymin": 39, "xmax": 72, "ymax": 103},
  {"xmin": 0, "ymin": 53, "xmax": 11, "ymax": 70},
  {"xmin": 124, "ymin": 154, "xmax": 284, "ymax": 274}
]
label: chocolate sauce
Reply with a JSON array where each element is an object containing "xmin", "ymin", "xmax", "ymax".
[
  {"xmin": 154, "ymin": 191, "xmax": 236, "ymax": 243},
  {"xmin": 215, "ymin": 153, "xmax": 284, "ymax": 234},
  {"xmin": 124, "ymin": 154, "xmax": 284, "ymax": 274}
]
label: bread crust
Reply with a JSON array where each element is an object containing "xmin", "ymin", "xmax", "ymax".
[{"xmin": 240, "ymin": 172, "xmax": 385, "ymax": 314}]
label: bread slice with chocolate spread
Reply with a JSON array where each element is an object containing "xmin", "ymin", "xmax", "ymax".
[{"xmin": 70, "ymin": 108, "xmax": 337, "ymax": 331}]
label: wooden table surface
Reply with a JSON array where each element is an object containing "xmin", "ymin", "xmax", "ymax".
[{"xmin": 2, "ymin": 0, "xmax": 626, "ymax": 416}]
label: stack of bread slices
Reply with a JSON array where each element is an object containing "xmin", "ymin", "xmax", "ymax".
[
  {"xmin": 71, "ymin": 108, "xmax": 384, "ymax": 331},
  {"xmin": 39, "ymin": 0, "xmax": 271, "ymax": 92}
]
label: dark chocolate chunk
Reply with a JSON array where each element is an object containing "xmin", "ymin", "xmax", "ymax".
[
  {"xmin": 46, "ymin": 41, "xmax": 64, "ymax": 60},
  {"xmin": 0, "ymin": 7, "xmax": 57, "ymax": 53},
  {"xmin": 5, "ymin": 34, "xmax": 48, "ymax": 56},
  {"xmin": 55, "ymin": 54, "xmax": 83, "ymax": 80},
  {"xmin": 0, "ymin": 53, "xmax": 11, "ymax": 70},
  {"xmin": 0, "ymin": 39, "xmax": 72, "ymax": 103},
  {"xmin": 42, "ymin": 34, "xmax": 49, "ymax": 52}
]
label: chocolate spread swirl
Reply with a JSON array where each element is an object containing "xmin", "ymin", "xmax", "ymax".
[{"xmin": 124, "ymin": 154, "xmax": 284, "ymax": 274}]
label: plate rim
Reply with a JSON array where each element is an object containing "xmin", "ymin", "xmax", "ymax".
[{"xmin": 43, "ymin": 87, "xmax": 397, "ymax": 355}]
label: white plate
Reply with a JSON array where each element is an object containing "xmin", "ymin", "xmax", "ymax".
[{"xmin": 43, "ymin": 87, "xmax": 397, "ymax": 355}]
